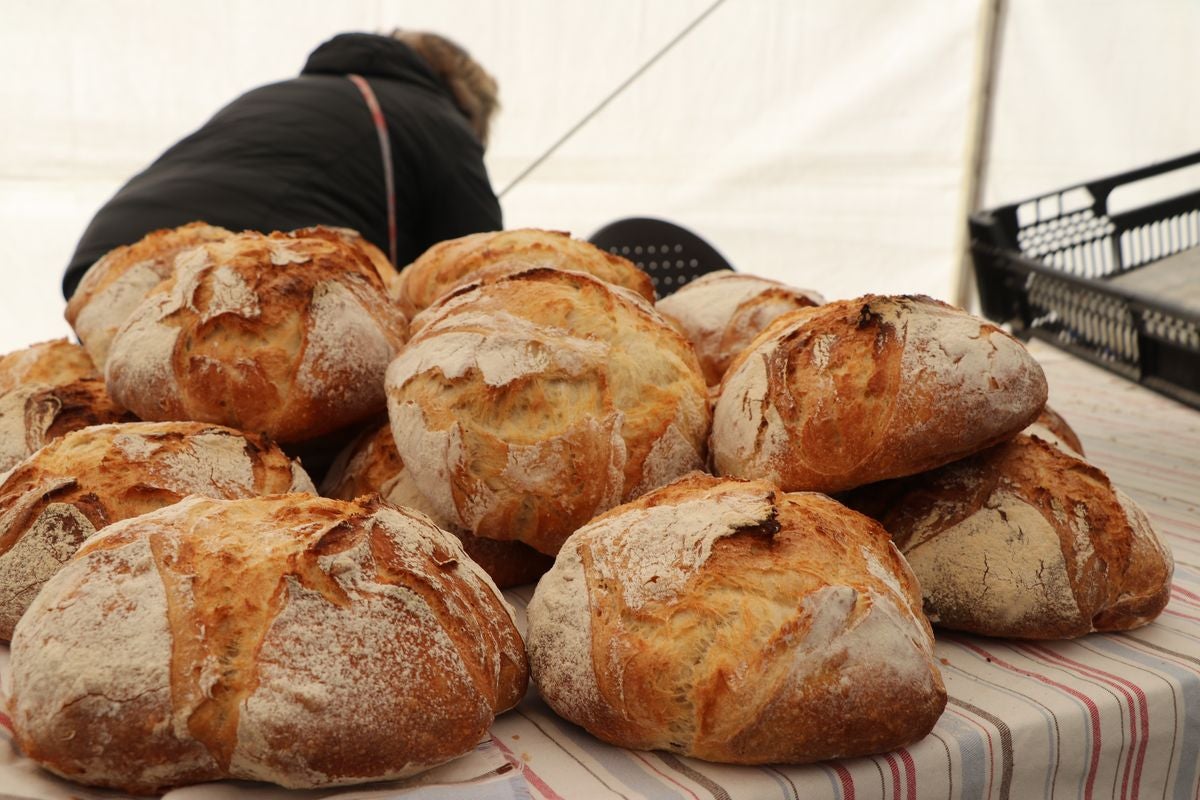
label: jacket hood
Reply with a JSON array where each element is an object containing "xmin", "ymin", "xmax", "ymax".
[{"xmin": 301, "ymin": 33, "xmax": 446, "ymax": 94}]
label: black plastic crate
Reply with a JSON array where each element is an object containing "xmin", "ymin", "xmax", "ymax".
[{"xmin": 970, "ymin": 151, "xmax": 1200, "ymax": 410}]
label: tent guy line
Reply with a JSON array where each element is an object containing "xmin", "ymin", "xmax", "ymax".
[{"xmin": 498, "ymin": 0, "xmax": 729, "ymax": 199}]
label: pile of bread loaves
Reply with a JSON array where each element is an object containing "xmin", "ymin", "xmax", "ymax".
[{"xmin": 0, "ymin": 224, "xmax": 1174, "ymax": 794}]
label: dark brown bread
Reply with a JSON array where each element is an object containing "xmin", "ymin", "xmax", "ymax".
[
  {"xmin": 711, "ymin": 294, "xmax": 1048, "ymax": 493},
  {"xmin": 870, "ymin": 434, "xmax": 1173, "ymax": 639},
  {"xmin": 8, "ymin": 494, "xmax": 527, "ymax": 793},
  {"xmin": 527, "ymin": 473, "xmax": 946, "ymax": 764}
]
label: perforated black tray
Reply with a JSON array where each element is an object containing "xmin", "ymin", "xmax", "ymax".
[{"xmin": 970, "ymin": 151, "xmax": 1200, "ymax": 410}]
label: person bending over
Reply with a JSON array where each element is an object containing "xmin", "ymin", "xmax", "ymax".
[{"xmin": 62, "ymin": 29, "xmax": 502, "ymax": 299}]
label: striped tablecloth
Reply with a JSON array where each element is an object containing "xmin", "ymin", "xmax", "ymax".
[{"xmin": 2, "ymin": 340, "xmax": 1198, "ymax": 800}]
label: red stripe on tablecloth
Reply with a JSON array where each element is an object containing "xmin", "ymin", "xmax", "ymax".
[
  {"xmin": 897, "ymin": 748, "xmax": 917, "ymax": 800},
  {"xmin": 1164, "ymin": 606, "xmax": 1200, "ymax": 624},
  {"xmin": 830, "ymin": 761, "xmax": 856, "ymax": 800},
  {"xmin": 1027, "ymin": 643, "xmax": 1151, "ymax": 800},
  {"xmin": 492, "ymin": 735, "xmax": 565, "ymax": 800},
  {"xmin": 882, "ymin": 753, "xmax": 902, "ymax": 799},
  {"xmin": 0, "ymin": 710, "xmax": 11, "ymax": 733},
  {"xmin": 1172, "ymin": 585, "xmax": 1200, "ymax": 605},
  {"xmin": 958, "ymin": 639, "xmax": 1104, "ymax": 799},
  {"xmin": 630, "ymin": 752, "xmax": 700, "ymax": 800}
]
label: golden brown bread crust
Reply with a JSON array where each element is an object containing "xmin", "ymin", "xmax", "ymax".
[
  {"xmin": 321, "ymin": 422, "xmax": 553, "ymax": 587},
  {"xmin": 711, "ymin": 294, "xmax": 1048, "ymax": 493},
  {"xmin": 871, "ymin": 434, "xmax": 1173, "ymax": 638},
  {"xmin": 393, "ymin": 228, "xmax": 656, "ymax": 318},
  {"xmin": 527, "ymin": 473, "xmax": 946, "ymax": 764},
  {"xmin": 104, "ymin": 229, "xmax": 409, "ymax": 443},
  {"xmin": 65, "ymin": 222, "xmax": 235, "ymax": 367},
  {"xmin": 0, "ymin": 378, "xmax": 137, "ymax": 472},
  {"xmin": 656, "ymin": 271, "xmax": 823, "ymax": 385},
  {"xmin": 8, "ymin": 494, "xmax": 527, "ymax": 793},
  {"xmin": 0, "ymin": 421, "xmax": 314, "ymax": 640},
  {"xmin": 840, "ymin": 405, "xmax": 1084, "ymax": 521},
  {"xmin": 294, "ymin": 225, "xmax": 401, "ymax": 294},
  {"xmin": 386, "ymin": 267, "xmax": 710, "ymax": 555},
  {"xmin": 0, "ymin": 338, "xmax": 98, "ymax": 395}
]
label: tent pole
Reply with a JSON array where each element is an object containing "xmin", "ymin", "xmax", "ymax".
[{"xmin": 954, "ymin": 0, "xmax": 1007, "ymax": 311}]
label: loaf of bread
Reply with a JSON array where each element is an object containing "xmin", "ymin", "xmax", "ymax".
[
  {"xmin": 656, "ymin": 270, "xmax": 823, "ymax": 385},
  {"xmin": 0, "ymin": 421, "xmax": 314, "ymax": 639},
  {"xmin": 711, "ymin": 294, "xmax": 1048, "ymax": 493},
  {"xmin": 65, "ymin": 222, "xmax": 234, "ymax": 367},
  {"xmin": 322, "ymin": 422, "xmax": 554, "ymax": 587},
  {"xmin": 8, "ymin": 493, "xmax": 527, "ymax": 793},
  {"xmin": 839, "ymin": 406, "xmax": 1083, "ymax": 522},
  {"xmin": 0, "ymin": 378, "xmax": 136, "ymax": 473},
  {"xmin": 527, "ymin": 472, "xmax": 946, "ymax": 763},
  {"xmin": 105, "ymin": 228, "xmax": 409, "ymax": 443},
  {"xmin": 0, "ymin": 338, "xmax": 98, "ymax": 395},
  {"xmin": 870, "ymin": 432, "xmax": 1172, "ymax": 638},
  {"xmin": 393, "ymin": 228, "xmax": 656, "ymax": 318},
  {"xmin": 296, "ymin": 225, "xmax": 401, "ymax": 294},
  {"xmin": 386, "ymin": 266, "xmax": 710, "ymax": 555}
]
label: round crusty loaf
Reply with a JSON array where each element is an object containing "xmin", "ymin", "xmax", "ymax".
[
  {"xmin": 527, "ymin": 472, "xmax": 947, "ymax": 764},
  {"xmin": 322, "ymin": 422, "xmax": 554, "ymax": 587},
  {"xmin": 874, "ymin": 433, "xmax": 1173, "ymax": 639},
  {"xmin": 711, "ymin": 294, "xmax": 1048, "ymax": 493},
  {"xmin": 656, "ymin": 270, "xmax": 823, "ymax": 385},
  {"xmin": 0, "ymin": 421, "xmax": 314, "ymax": 640},
  {"xmin": 65, "ymin": 222, "xmax": 235, "ymax": 368},
  {"xmin": 386, "ymin": 266, "xmax": 710, "ymax": 555},
  {"xmin": 393, "ymin": 228, "xmax": 656, "ymax": 318},
  {"xmin": 0, "ymin": 338, "xmax": 98, "ymax": 395},
  {"xmin": 0, "ymin": 378, "xmax": 136, "ymax": 473},
  {"xmin": 105, "ymin": 228, "xmax": 409, "ymax": 443},
  {"xmin": 8, "ymin": 493, "xmax": 528, "ymax": 793}
]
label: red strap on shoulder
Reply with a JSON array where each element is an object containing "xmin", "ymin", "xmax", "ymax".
[{"xmin": 347, "ymin": 74, "xmax": 398, "ymax": 267}]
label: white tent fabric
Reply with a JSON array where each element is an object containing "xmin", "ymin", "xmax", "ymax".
[{"xmin": 2, "ymin": 0, "xmax": 1198, "ymax": 355}]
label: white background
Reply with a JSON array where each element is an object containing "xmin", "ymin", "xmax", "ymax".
[{"xmin": 3, "ymin": 0, "xmax": 1199, "ymax": 355}]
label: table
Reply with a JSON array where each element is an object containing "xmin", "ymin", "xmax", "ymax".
[{"xmin": 2, "ymin": 341, "xmax": 1198, "ymax": 800}]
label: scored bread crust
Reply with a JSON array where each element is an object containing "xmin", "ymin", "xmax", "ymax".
[
  {"xmin": 393, "ymin": 228, "xmax": 656, "ymax": 318},
  {"xmin": 8, "ymin": 493, "xmax": 528, "ymax": 794},
  {"xmin": 0, "ymin": 338, "xmax": 98, "ymax": 396},
  {"xmin": 656, "ymin": 270, "xmax": 823, "ymax": 385},
  {"xmin": 293, "ymin": 225, "xmax": 401, "ymax": 294},
  {"xmin": 322, "ymin": 422, "xmax": 553, "ymax": 587},
  {"xmin": 878, "ymin": 434, "xmax": 1173, "ymax": 638},
  {"xmin": 0, "ymin": 378, "xmax": 136, "ymax": 473},
  {"xmin": 527, "ymin": 473, "xmax": 946, "ymax": 764},
  {"xmin": 65, "ymin": 222, "xmax": 235, "ymax": 368},
  {"xmin": 385, "ymin": 267, "xmax": 710, "ymax": 555},
  {"xmin": 104, "ymin": 228, "xmax": 409, "ymax": 443},
  {"xmin": 0, "ymin": 421, "xmax": 314, "ymax": 640},
  {"xmin": 711, "ymin": 294, "xmax": 1048, "ymax": 493}
]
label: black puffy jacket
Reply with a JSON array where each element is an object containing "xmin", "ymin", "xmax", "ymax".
[{"xmin": 63, "ymin": 33, "xmax": 502, "ymax": 299}]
